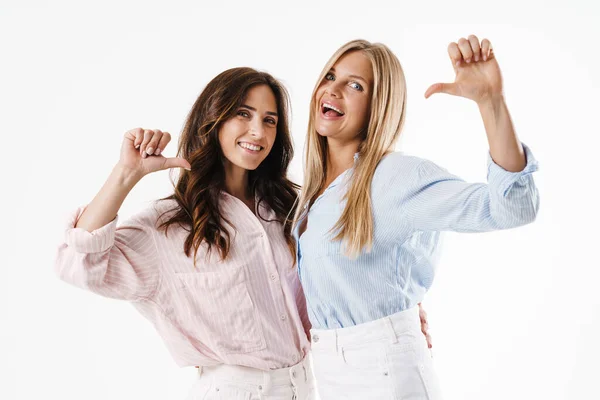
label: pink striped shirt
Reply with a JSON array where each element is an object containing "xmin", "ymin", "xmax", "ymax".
[{"xmin": 55, "ymin": 194, "xmax": 311, "ymax": 370}]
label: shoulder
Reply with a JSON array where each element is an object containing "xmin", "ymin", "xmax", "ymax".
[
  {"xmin": 126, "ymin": 199, "xmax": 181, "ymax": 229},
  {"xmin": 378, "ymin": 152, "xmax": 451, "ymax": 176},
  {"xmin": 375, "ymin": 151, "xmax": 428, "ymax": 180},
  {"xmin": 372, "ymin": 152, "xmax": 453, "ymax": 195}
]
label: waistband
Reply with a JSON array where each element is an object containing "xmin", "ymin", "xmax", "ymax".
[
  {"xmin": 309, "ymin": 306, "xmax": 422, "ymax": 350},
  {"xmin": 197, "ymin": 356, "xmax": 312, "ymax": 389}
]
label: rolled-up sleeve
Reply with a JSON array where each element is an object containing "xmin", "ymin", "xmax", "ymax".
[
  {"xmin": 487, "ymin": 143, "xmax": 539, "ymax": 197},
  {"xmin": 55, "ymin": 207, "xmax": 161, "ymax": 301}
]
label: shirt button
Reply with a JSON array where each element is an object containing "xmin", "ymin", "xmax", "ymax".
[
  {"xmin": 280, "ymin": 314, "xmax": 286, "ymax": 321},
  {"xmin": 258, "ymin": 385, "xmax": 263, "ymax": 391},
  {"xmin": 270, "ymin": 273, "xmax": 277, "ymax": 280},
  {"xmin": 313, "ymin": 335, "xmax": 319, "ymax": 343},
  {"xmin": 292, "ymin": 371, "xmax": 297, "ymax": 378},
  {"xmin": 292, "ymin": 355, "xmax": 298, "ymax": 362}
]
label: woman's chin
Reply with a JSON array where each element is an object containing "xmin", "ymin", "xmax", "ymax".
[{"xmin": 315, "ymin": 126, "xmax": 338, "ymax": 138}]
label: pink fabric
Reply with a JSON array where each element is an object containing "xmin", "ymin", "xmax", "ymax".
[{"xmin": 55, "ymin": 195, "xmax": 311, "ymax": 370}]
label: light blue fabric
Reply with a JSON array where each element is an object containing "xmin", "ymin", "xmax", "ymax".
[{"xmin": 294, "ymin": 144, "xmax": 539, "ymax": 329}]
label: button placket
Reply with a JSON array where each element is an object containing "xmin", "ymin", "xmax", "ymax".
[
  {"xmin": 258, "ymin": 221, "xmax": 285, "ymax": 308},
  {"xmin": 258, "ymin": 228, "xmax": 281, "ymax": 289},
  {"xmin": 259, "ymin": 229, "xmax": 290, "ymax": 323}
]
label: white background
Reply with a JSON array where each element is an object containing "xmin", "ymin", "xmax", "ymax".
[{"xmin": 1, "ymin": 0, "xmax": 598, "ymax": 399}]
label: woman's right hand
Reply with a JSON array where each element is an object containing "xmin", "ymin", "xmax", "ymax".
[
  {"xmin": 119, "ymin": 128, "xmax": 191, "ymax": 179},
  {"xmin": 74, "ymin": 128, "xmax": 191, "ymax": 232}
]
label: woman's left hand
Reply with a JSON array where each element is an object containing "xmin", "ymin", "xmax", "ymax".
[
  {"xmin": 425, "ymin": 35, "xmax": 503, "ymax": 104},
  {"xmin": 418, "ymin": 303, "xmax": 433, "ymax": 349}
]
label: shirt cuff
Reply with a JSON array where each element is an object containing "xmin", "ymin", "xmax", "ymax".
[
  {"xmin": 487, "ymin": 143, "xmax": 539, "ymax": 197},
  {"xmin": 64, "ymin": 207, "xmax": 119, "ymax": 253}
]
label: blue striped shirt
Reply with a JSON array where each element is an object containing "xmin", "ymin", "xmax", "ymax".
[{"xmin": 294, "ymin": 144, "xmax": 539, "ymax": 329}]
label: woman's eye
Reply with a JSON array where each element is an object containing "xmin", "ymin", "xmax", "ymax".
[
  {"xmin": 265, "ymin": 118, "xmax": 277, "ymax": 125},
  {"xmin": 237, "ymin": 110, "xmax": 250, "ymax": 118},
  {"xmin": 349, "ymin": 82, "xmax": 363, "ymax": 91},
  {"xmin": 325, "ymin": 73, "xmax": 335, "ymax": 81}
]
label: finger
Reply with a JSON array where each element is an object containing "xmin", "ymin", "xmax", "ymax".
[
  {"xmin": 447, "ymin": 42, "xmax": 462, "ymax": 67},
  {"xmin": 145, "ymin": 130, "xmax": 163, "ymax": 157},
  {"xmin": 468, "ymin": 34, "xmax": 481, "ymax": 62},
  {"xmin": 140, "ymin": 129, "xmax": 155, "ymax": 159},
  {"xmin": 133, "ymin": 129, "xmax": 144, "ymax": 149},
  {"xmin": 124, "ymin": 128, "xmax": 144, "ymax": 149},
  {"xmin": 162, "ymin": 157, "xmax": 191, "ymax": 171},
  {"xmin": 426, "ymin": 333, "xmax": 433, "ymax": 349},
  {"xmin": 481, "ymin": 38, "xmax": 493, "ymax": 61},
  {"xmin": 458, "ymin": 37, "xmax": 474, "ymax": 63},
  {"xmin": 424, "ymin": 82, "xmax": 459, "ymax": 98},
  {"xmin": 155, "ymin": 131, "xmax": 172, "ymax": 156}
]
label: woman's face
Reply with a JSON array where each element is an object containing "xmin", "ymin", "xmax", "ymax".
[
  {"xmin": 218, "ymin": 84, "xmax": 278, "ymax": 173},
  {"xmin": 314, "ymin": 50, "xmax": 374, "ymax": 143}
]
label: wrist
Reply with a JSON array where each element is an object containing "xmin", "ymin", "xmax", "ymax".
[
  {"xmin": 477, "ymin": 93, "xmax": 505, "ymax": 111},
  {"xmin": 111, "ymin": 164, "xmax": 143, "ymax": 188}
]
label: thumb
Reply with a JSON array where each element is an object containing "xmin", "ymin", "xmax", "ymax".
[
  {"xmin": 424, "ymin": 82, "xmax": 459, "ymax": 99},
  {"xmin": 162, "ymin": 157, "xmax": 191, "ymax": 171}
]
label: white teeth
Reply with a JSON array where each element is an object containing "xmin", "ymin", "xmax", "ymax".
[
  {"xmin": 239, "ymin": 142, "xmax": 262, "ymax": 151},
  {"xmin": 322, "ymin": 103, "xmax": 344, "ymax": 115}
]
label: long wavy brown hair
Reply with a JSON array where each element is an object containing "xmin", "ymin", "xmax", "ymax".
[{"xmin": 158, "ymin": 67, "xmax": 299, "ymax": 264}]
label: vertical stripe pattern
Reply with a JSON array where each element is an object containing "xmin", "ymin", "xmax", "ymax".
[
  {"xmin": 55, "ymin": 194, "xmax": 310, "ymax": 370},
  {"xmin": 295, "ymin": 143, "xmax": 539, "ymax": 330}
]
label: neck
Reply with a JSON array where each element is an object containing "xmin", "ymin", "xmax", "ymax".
[
  {"xmin": 326, "ymin": 137, "xmax": 361, "ymax": 177},
  {"xmin": 223, "ymin": 162, "xmax": 251, "ymax": 202}
]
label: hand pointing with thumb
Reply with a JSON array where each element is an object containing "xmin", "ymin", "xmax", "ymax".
[
  {"xmin": 119, "ymin": 128, "xmax": 191, "ymax": 180},
  {"xmin": 425, "ymin": 35, "xmax": 504, "ymax": 105}
]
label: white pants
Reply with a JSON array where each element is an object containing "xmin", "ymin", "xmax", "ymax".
[
  {"xmin": 310, "ymin": 307, "xmax": 442, "ymax": 400},
  {"xmin": 186, "ymin": 357, "xmax": 317, "ymax": 400}
]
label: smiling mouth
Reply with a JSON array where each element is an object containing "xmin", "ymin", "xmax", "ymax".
[
  {"xmin": 321, "ymin": 103, "xmax": 345, "ymax": 117},
  {"xmin": 238, "ymin": 142, "xmax": 263, "ymax": 152}
]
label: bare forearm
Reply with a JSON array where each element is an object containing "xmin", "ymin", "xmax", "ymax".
[
  {"xmin": 75, "ymin": 165, "xmax": 142, "ymax": 232},
  {"xmin": 478, "ymin": 95, "xmax": 526, "ymax": 172}
]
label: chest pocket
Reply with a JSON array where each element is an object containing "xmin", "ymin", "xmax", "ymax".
[{"xmin": 175, "ymin": 264, "xmax": 266, "ymax": 355}]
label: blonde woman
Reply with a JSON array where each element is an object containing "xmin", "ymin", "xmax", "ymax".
[{"xmin": 294, "ymin": 36, "xmax": 539, "ymax": 399}]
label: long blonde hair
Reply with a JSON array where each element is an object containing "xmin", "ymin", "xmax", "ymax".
[{"xmin": 295, "ymin": 39, "xmax": 407, "ymax": 258}]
